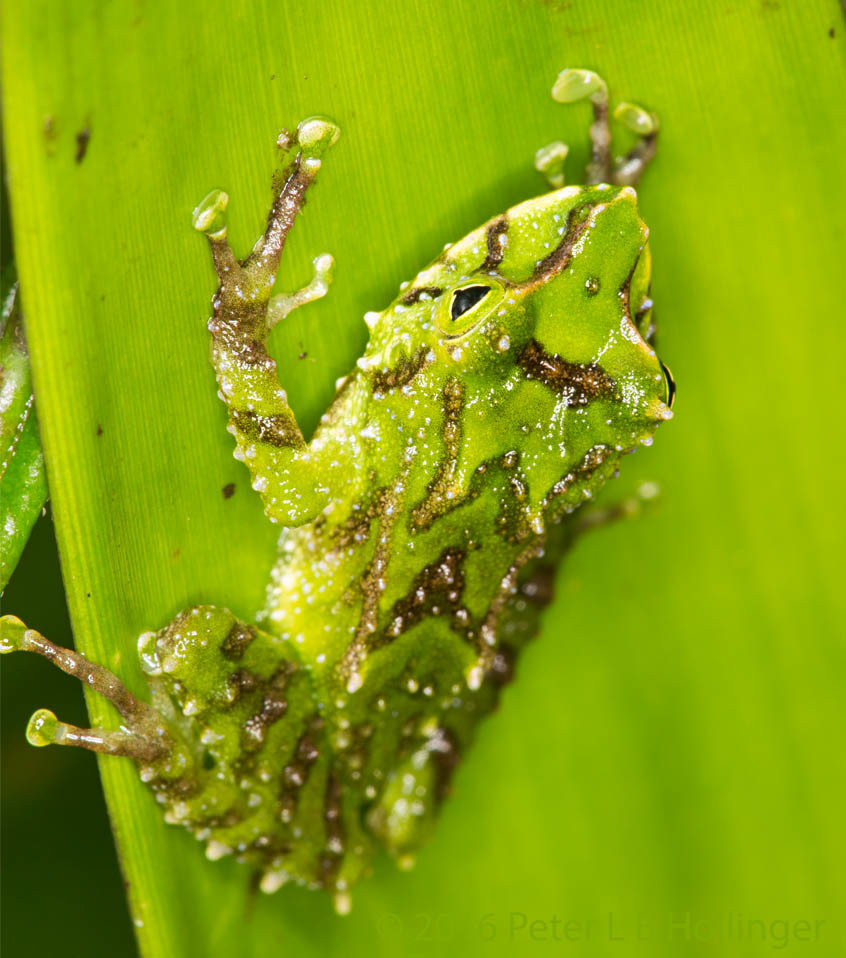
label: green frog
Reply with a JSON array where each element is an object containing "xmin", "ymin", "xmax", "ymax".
[{"xmin": 1, "ymin": 69, "xmax": 673, "ymax": 913}]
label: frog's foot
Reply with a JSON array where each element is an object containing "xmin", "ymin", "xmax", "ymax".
[
  {"xmin": 0, "ymin": 615, "xmax": 182, "ymax": 767},
  {"xmin": 546, "ymin": 68, "xmax": 658, "ymax": 187},
  {"xmin": 534, "ymin": 141, "xmax": 569, "ymax": 189},
  {"xmin": 192, "ymin": 116, "xmax": 340, "ymax": 304}
]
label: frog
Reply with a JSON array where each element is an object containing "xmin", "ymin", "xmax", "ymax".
[{"xmin": 0, "ymin": 69, "xmax": 673, "ymax": 913}]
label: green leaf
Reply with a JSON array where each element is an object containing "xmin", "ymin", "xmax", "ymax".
[
  {"xmin": 2, "ymin": 1, "xmax": 845, "ymax": 957},
  {"xmin": 0, "ymin": 280, "xmax": 47, "ymax": 591}
]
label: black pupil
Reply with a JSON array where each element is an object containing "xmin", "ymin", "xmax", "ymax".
[{"xmin": 450, "ymin": 285, "xmax": 489, "ymax": 320}]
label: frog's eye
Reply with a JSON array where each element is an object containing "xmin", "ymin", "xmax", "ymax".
[
  {"xmin": 437, "ymin": 282, "xmax": 505, "ymax": 339},
  {"xmin": 451, "ymin": 285, "xmax": 489, "ymax": 320}
]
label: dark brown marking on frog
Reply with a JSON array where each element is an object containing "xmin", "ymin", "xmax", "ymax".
[
  {"xmin": 241, "ymin": 661, "xmax": 298, "ymax": 753},
  {"xmin": 229, "ymin": 408, "xmax": 304, "ymax": 449},
  {"xmin": 400, "ymin": 285, "xmax": 444, "ymax": 305},
  {"xmin": 319, "ymin": 771, "xmax": 345, "ymax": 885},
  {"xmin": 331, "ymin": 487, "xmax": 389, "ymax": 552},
  {"xmin": 279, "ymin": 716, "xmax": 324, "ymax": 819},
  {"xmin": 516, "ymin": 202, "xmax": 596, "ymax": 292},
  {"xmin": 370, "ymin": 345, "xmax": 430, "ymax": 393},
  {"xmin": 480, "ymin": 217, "xmax": 508, "ymax": 271},
  {"xmin": 221, "ymin": 622, "xmax": 257, "ymax": 661},
  {"xmin": 224, "ymin": 668, "xmax": 261, "ymax": 705},
  {"xmin": 543, "ymin": 444, "xmax": 616, "ymax": 507},
  {"xmin": 410, "ymin": 377, "xmax": 466, "ymax": 531},
  {"xmin": 517, "ymin": 339, "xmax": 616, "ymax": 405},
  {"xmin": 375, "ymin": 547, "xmax": 468, "ymax": 647}
]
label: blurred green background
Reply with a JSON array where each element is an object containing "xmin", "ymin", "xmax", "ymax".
[{"xmin": 2, "ymin": 1, "xmax": 844, "ymax": 956}]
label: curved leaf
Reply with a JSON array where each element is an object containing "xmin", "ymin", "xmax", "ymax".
[{"xmin": 0, "ymin": 281, "xmax": 47, "ymax": 590}]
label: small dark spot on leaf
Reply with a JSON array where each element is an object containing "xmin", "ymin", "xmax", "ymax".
[
  {"xmin": 222, "ymin": 482, "xmax": 236, "ymax": 499},
  {"xmin": 96, "ymin": 424, "xmax": 103, "ymax": 436},
  {"xmin": 43, "ymin": 115, "xmax": 58, "ymax": 154},
  {"xmin": 585, "ymin": 276, "xmax": 601, "ymax": 295},
  {"xmin": 75, "ymin": 126, "xmax": 91, "ymax": 163},
  {"xmin": 829, "ymin": 27, "xmax": 835, "ymax": 37},
  {"xmin": 86, "ymin": 592, "xmax": 91, "ymax": 598},
  {"xmin": 270, "ymin": 74, "xmax": 276, "ymax": 80},
  {"xmin": 172, "ymin": 548, "xmax": 180, "ymax": 559}
]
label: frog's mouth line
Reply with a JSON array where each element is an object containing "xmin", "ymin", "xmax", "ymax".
[{"xmin": 660, "ymin": 361, "xmax": 676, "ymax": 408}]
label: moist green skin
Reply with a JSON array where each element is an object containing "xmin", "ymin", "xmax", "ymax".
[{"xmin": 0, "ymin": 73, "xmax": 672, "ymax": 912}]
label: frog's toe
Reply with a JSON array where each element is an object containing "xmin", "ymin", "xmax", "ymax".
[
  {"xmin": 614, "ymin": 102, "xmax": 659, "ymax": 136},
  {"xmin": 551, "ymin": 67, "xmax": 608, "ymax": 105},
  {"xmin": 192, "ymin": 189, "xmax": 229, "ymax": 240},
  {"xmin": 534, "ymin": 141, "xmax": 569, "ymax": 190},
  {"xmin": 267, "ymin": 252, "xmax": 335, "ymax": 329}
]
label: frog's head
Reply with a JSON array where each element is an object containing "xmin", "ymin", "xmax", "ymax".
[{"xmin": 362, "ymin": 185, "xmax": 673, "ymax": 523}]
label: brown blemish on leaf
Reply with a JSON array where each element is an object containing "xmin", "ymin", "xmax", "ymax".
[
  {"xmin": 222, "ymin": 482, "xmax": 236, "ymax": 499},
  {"xmin": 75, "ymin": 126, "xmax": 91, "ymax": 164},
  {"xmin": 43, "ymin": 115, "xmax": 58, "ymax": 155}
]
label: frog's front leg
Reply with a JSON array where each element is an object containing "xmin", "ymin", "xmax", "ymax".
[
  {"xmin": 535, "ymin": 69, "xmax": 658, "ymax": 188},
  {"xmin": 192, "ymin": 117, "xmax": 340, "ymax": 526}
]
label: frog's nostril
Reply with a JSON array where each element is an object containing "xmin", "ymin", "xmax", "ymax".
[{"xmin": 660, "ymin": 361, "xmax": 676, "ymax": 408}]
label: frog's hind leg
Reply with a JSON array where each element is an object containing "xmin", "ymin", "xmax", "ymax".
[
  {"xmin": 543, "ymin": 69, "xmax": 658, "ymax": 187},
  {"xmin": 192, "ymin": 118, "xmax": 341, "ymax": 527},
  {"xmin": 550, "ymin": 68, "xmax": 613, "ymax": 184}
]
